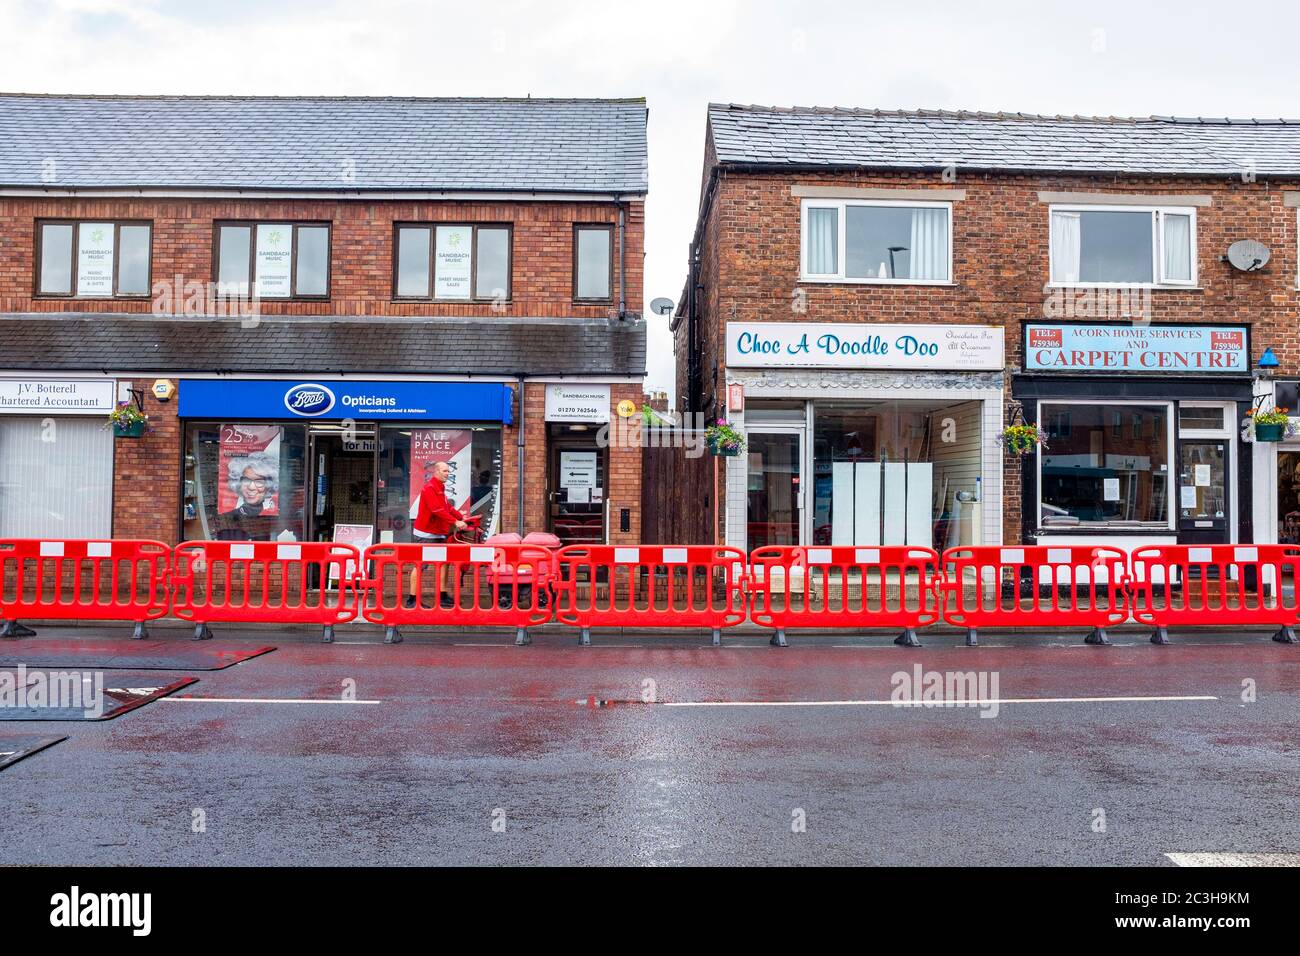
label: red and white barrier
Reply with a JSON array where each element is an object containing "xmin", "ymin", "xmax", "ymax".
[
  {"xmin": 1129, "ymin": 544, "xmax": 1300, "ymax": 644},
  {"xmin": 553, "ymin": 545, "xmax": 747, "ymax": 644},
  {"xmin": 360, "ymin": 542, "xmax": 557, "ymax": 644},
  {"xmin": 940, "ymin": 545, "xmax": 1130, "ymax": 645},
  {"xmin": 170, "ymin": 540, "xmax": 361, "ymax": 640},
  {"xmin": 748, "ymin": 546, "xmax": 941, "ymax": 646},
  {"xmin": 0, "ymin": 538, "xmax": 170, "ymax": 638},
  {"xmin": 5, "ymin": 537, "xmax": 1300, "ymax": 647}
]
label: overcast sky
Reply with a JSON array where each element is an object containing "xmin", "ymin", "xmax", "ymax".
[{"xmin": 4, "ymin": 0, "xmax": 1299, "ymax": 403}]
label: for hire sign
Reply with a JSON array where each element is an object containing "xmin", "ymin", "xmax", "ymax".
[{"xmin": 726, "ymin": 322, "xmax": 1004, "ymax": 371}]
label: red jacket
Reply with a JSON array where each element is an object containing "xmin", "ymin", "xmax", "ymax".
[{"xmin": 414, "ymin": 476, "xmax": 464, "ymax": 536}]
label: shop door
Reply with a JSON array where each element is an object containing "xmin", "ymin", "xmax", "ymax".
[
  {"xmin": 549, "ymin": 442, "xmax": 605, "ymax": 545},
  {"xmin": 1177, "ymin": 440, "xmax": 1228, "ymax": 545},
  {"xmin": 307, "ymin": 427, "xmax": 378, "ymax": 546},
  {"xmin": 747, "ymin": 429, "xmax": 804, "ymax": 549}
]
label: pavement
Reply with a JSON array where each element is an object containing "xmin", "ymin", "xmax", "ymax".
[{"xmin": 1, "ymin": 625, "xmax": 1298, "ymax": 866}]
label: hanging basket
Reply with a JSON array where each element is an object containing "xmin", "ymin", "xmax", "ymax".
[
  {"xmin": 1254, "ymin": 422, "xmax": 1286, "ymax": 442},
  {"xmin": 708, "ymin": 436, "xmax": 742, "ymax": 457},
  {"xmin": 113, "ymin": 420, "xmax": 147, "ymax": 438}
]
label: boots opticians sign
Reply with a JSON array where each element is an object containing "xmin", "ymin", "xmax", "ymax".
[
  {"xmin": 1024, "ymin": 323, "xmax": 1248, "ymax": 374},
  {"xmin": 726, "ymin": 322, "xmax": 1003, "ymax": 370}
]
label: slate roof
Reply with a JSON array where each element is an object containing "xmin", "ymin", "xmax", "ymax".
[
  {"xmin": 708, "ymin": 104, "xmax": 1300, "ymax": 177},
  {"xmin": 0, "ymin": 315, "xmax": 646, "ymax": 376},
  {"xmin": 0, "ymin": 95, "xmax": 648, "ymax": 193}
]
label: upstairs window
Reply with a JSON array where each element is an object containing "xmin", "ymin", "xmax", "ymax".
[
  {"xmin": 574, "ymin": 225, "xmax": 613, "ymax": 301},
  {"xmin": 393, "ymin": 224, "xmax": 512, "ymax": 301},
  {"xmin": 215, "ymin": 222, "xmax": 331, "ymax": 299},
  {"xmin": 1049, "ymin": 206, "xmax": 1195, "ymax": 286},
  {"xmin": 36, "ymin": 220, "xmax": 152, "ymax": 297},
  {"xmin": 801, "ymin": 199, "xmax": 952, "ymax": 283}
]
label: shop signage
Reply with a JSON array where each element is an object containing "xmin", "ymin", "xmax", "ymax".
[
  {"xmin": 0, "ymin": 379, "xmax": 116, "ymax": 415},
  {"xmin": 1024, "ymin": 323, "xmax": 1248, "ymax": 374},
  {"xmin": 254, "ymin": 224, "xmax": 293, "ymax": 298},
  {"xmin": 434, "ymin": 226, "xmax": 473, "ymax": 300},
  {"xmin": 178, "ymin": 380, "xmax": 514, "ymax": 423},
  {"xmin": 545, "ymin": 384, "xmax": 610, "ymax": 423},
  {"xmin": 725, "ymin": 322, "xmax": 1004, "ymax": 371},
  {"xmin": 76, "ymin": 223, "xmax": 114, "ymax": 296}
]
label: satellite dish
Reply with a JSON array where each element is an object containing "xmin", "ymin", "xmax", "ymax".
[
  {"xmin": 649, "ymin": 297, "xmax": 676, "ymax": 316},
  {"xmin": 1227, "ymin": 239, "xmax": 1270, "ymax": 272}
]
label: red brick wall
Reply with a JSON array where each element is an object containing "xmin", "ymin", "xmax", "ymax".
[
  {"xmin": 111, "ymin": 388, "xmax": 181, "ymax": 543},
  {"xmin": 0, "ymin": 195, "xmax": 645, "ymax": 544},
  {"xmin": 0, "ymin": 195, "xmax": 644, "ymax": 318},
  {"xmin": 691, "ymin": 166, "xmax": 1300, "ymax": 544}
]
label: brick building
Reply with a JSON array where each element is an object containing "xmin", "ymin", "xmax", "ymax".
[
  {"xmin": 0, "ymin": 94, "xmax": 647, "ymax": 549},
  {"xmin": 674, "ymin": 104, "xmax": 1300, "ymax": 554}
]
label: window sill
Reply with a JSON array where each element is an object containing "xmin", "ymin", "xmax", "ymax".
[
  {"xmin": 1035, "ymin": 525, "xmax": 1175, "ymax": 535},
  {"xmin": 391, "ymin": 299, "xmax": 515, "ymax": 306},
  {"xmin": 1045, "ymin": 283, "xmax": 1202, "ymax": 291},
  {"xmin": 34, "ymin": 294, "xmax": 152, "ymax": 301},
  {"xmin": 798, "ymin": 278, "xmax": 956, "ymax": 287}
]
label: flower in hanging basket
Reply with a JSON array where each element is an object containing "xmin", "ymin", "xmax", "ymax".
[
  {"xmin": 705, "ymin": 418, "xmax": 746, "ymax": 456},
  {"xmin": 106, "ymin": 401, "xmax": 149, "ymax": 436},
  {"xmin": 996, "ymin": 423, "xmax": 1046, "ymax": 456},
  {"xmin": 1245, "ymin": 405, "xmax": 1297, "ymax": 442}
]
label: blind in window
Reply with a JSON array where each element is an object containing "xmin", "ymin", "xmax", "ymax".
[{"xmin": 0, "ymin": 417, "xmax": 113, "ymax": 537}]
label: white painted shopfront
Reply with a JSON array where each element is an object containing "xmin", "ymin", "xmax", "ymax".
[{"xmin": 723, "ymin": 322, "xmax": 1005, "ymax": 554}]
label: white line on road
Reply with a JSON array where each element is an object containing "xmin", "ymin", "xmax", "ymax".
[
  {"xmin": 1166, "ymin": 852, "xmax": 1300, "ymax": 867},
  {"xmin": 160, "ymin": 697, "xmax": 382, "ymax": 705},
  {"xmin": 663, "ymin": 695, "xmax": 1218, "ymax": 708}
]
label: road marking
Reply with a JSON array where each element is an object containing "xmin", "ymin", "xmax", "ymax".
[
  {"xmin": 160, "ymin": 696, "xmax": 381, "ymax": 705},
  {"xmin": 1166, "ymin": 852, "xmax": 1300, "ymax": 867},
  {"xmin": 662, "ymin": 695, "xmax": 1218, "ymax": 708}
]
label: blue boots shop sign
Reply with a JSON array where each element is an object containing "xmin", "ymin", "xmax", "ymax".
[{"xmin": 725, "ymin": 322, "xmax": 1004, "ymax": 371}]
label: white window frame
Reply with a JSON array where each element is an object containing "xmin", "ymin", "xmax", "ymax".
[
  {"xmin": 1177, "ymin": 402, "xmax": 1233, "ymax": 438},
  {"xmin": 1036, "ymin": 398, "xmax": 1177, "ymax": 532},
  {"xmin": 1048, "ymin": 204, "xmax": 1197, "ymax": 289},
  {"xmin": 799, "ymin": 198, "xmax": 953, "ymax": 285}
]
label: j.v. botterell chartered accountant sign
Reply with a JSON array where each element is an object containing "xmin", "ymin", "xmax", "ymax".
[
  {"xmin": 0, "ymin": 379, "xmax": 116, "ymax": 415},
  {"xmin": 1024, "ymin": 323, "xmax": 1248, "ymax": 374},
  {"xmin": 725, "ymin": 322, "xmax": 1004, "ymax": 371}
]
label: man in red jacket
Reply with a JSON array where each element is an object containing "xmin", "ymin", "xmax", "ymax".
[{"xmin": 408, "ymin": 460, "xmax": 467, "ymax": 608}]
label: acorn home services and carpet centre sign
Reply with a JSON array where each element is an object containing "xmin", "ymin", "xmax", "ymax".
[
  {"xmin": 1024, "ymin": 323, "xmax": 1248, "ymax": 374},
  {"xmin": 726, "ymin": 322, "xmax": 1004, "ymax": 370}
]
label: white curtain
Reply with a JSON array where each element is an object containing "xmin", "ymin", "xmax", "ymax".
[
  {"xmin": 908, "ymin": 207, "xmax": 948, "ymax": 280},
  {"xmin": 1162, "ymin": 213, "xmax": 1192, "ymax": 282},
  {"xmin": 806, "ymin": 207, "xmax": 838, "ymax": 274},
  {"xmin": 1051, "ymin": 211, "xmax": 1082, "ymax": 283}
]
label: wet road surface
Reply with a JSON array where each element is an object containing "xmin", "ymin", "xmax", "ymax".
[{"xmin": 2, "ymin": 627, "xmax": 1298, "ymax": 865}]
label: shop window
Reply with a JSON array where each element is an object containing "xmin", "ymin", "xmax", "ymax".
[
  {"xmin": 1178, "ymin": 404, "xmax": 1229, "ymax": 432},
  {"xmin": 801, "ymin": 200, "xmax": 951, "ymax": 283},
  {"xmin": 393, "ymin": 224, "xmax": 512, "ymax": 302},
  {"xmin": 1049, "ymin": 206, "xmax": 1195, "ymax": 286},
  {"xmin": 183, "ymin": 423, "xmax": 308, "ymax": 541},
  {"xmin": 214, "ymin": 222, "xmax": 331, "ymax": 299},
  {"xmin": 1039, "ymin": 402, "xmax": 1171, "ymax": 528},
  {"xmin": 811, "ymin": 399, "xmax": 982, "ymax": 549},
  {"xmin": 376, "ymin": 426, "xmax": 503, "ymax": 541},
  {"xmin": 0, "ymin": 417, "xmax": 112, "ymax": 537},
  {"xmin": 36, "ymin": 220, "xmax": 152, "ymax": 297},
  {"xmin": 573, "ymin": 225, "xmax": 613, "ymax": 301}
]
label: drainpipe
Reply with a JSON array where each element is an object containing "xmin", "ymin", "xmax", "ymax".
[
  {"xmin": 617, "ymin": 199, "xmax": 627, "ymax": 320},
  {"xmin": 516, "ymin": 374, "xmax": 526, "ymax": 536}
]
